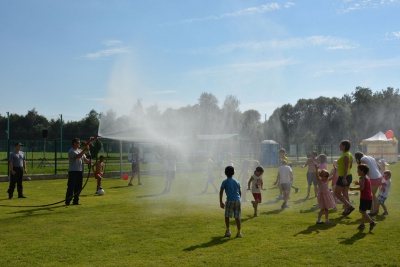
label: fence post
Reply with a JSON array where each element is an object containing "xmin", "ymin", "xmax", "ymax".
[{"xmin": 54, "ymin": 139, "xmax": 57, "ymax": 175}]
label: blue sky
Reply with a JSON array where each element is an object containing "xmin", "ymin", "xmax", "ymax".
[{"xmin": 1, "ymin": 0, "xmax": 399, "ymax": 122}]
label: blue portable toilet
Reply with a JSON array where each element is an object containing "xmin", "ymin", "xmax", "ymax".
[{"xmin": 260, "ymin": 140, "xmax": 279, "ymax": 166}]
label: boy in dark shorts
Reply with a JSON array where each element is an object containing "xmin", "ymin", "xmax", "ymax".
[
  {"xmin": 219, "ymin": 166, "xmax": 242, "ymax": 238},
  {"xmin": 350, "ymin": 164, "xmax": 377, "ymax": 231}
]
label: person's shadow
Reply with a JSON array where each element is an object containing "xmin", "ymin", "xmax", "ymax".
[
  {"xmin": 183, "ymin": 236, "xmax": 231, "ymax": 251},
  {"xmin": 293, "ymin": 221, "xmax": 337, "ymax": 236},
  {"xmin": 299, "ymin": 206, "xmax": 319, "ymax": 213},
  {"xmin": 339, "ymin": 231, "xmax": 368, "ymax": 245},
  {"xmin": 261, "ymin": 208, "xmax": 284, "ymax": 216}
]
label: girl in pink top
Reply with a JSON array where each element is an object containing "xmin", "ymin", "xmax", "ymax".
[{"xmin": 316, "ymin": 166, "xmax": 336, "ymax": 224}]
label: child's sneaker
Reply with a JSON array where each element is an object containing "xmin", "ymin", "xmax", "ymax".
[
  {"xmin": 138, "ymin": 182, "xmax": 143, "ymax": 185},
  {"xmin": 253, "ymin": 213, "xmax": 258, "ymax": 217},
  {"xmin": 224, "ymin": 231, "xmax": 231, "ymax": 237},
  {"xmin": 383, "ymin": 211, "xmax": 389, "ymax": 216},
  {"xmin": 236, "ymin": 233, "xmax": 242, "ymax": 238},
  {"xmin": 316, "ymin": 220, "xmax": 324, "ymax": 224},
  {"xmin": 128, "ymin": 183, "xmax": 133, "ymax": 186},
  {"xmin": 295, "ymin": 187, "xmax": 299, "ymax": 193},
  {"xmin": 369, "ymin": 222, "xmax": 377, "ymax": 231}
]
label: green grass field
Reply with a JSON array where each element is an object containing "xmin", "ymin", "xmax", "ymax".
[{"xmin": 0, "ymin": 163, "xmax": 398, "ymax": 266}]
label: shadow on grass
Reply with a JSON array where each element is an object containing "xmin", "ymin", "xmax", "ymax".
[
  {"xmin": 293, "ymin": 221, "xmax": 337, "ymax": 236},
  {"xmin": 108, "ymin": 185, "xmax": 131, "ymax": 189},
  {"xmin": 7, "ymin": 205, "xmax": 66, "ymax": 215},
  {"xmin": 137, "ymin": 193, "xmax": 165, "ymax": 198},
  {"xmin": 261, "ymin": 208, "xmax": 284, "ymax": 216},
  {"xmin": 299, "ymin": 206, "xmax": 319, "ymax": 213},
  {"xmin": 261, "ymin": 199, "xmax": 280, "ymax": 205},
  {"xmin": 183, "ymin": 236, "xmax": 231, "ymax": 251},
  {"xmin": 338, "ymin": 231, "xmax": 368, "ymax": 245},
  {"xmin": 241, "ymin": 215, "xmax": 257, "ymax": 223}
]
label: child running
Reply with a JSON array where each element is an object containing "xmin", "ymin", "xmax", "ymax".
[
  {"xmin": 92, "ymin": 155, "xmax": 105, "ymax": 194},
  {"xmin": 247, "ymin": 166, "xmax": 266, "ymax": 217},
  {"xmin": 349, "ymin": 164, "xmax": 378, "ymax": 231},
  {"xmin": 377, "ymin": 170, "xmax": 392, "ymax": 215},
  {"xmin": 315, "ymin": 165, "xmax": 336, "ymax": 224},
  {"xmin": 219, "ymin": 166, "xmax": 242, "ymax": 238},
  {"xmin": 274, "ymin": 160, "xmax": 293, "ymax": 209}
]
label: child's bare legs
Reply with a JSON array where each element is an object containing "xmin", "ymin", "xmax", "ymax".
[
  {"xmin": 307, "ymin": 184, "xmax": 311, "ymax": 198},
  {"xmin": 360, "ymin": 210, "xmax": 374, "ymax": 225},
  {"xmin": 282, "ymin": 189, "xmax": 290, "ymax": 207},
  {"xmin": 277, "ymin": 186, "xmax": 283, "ymax": 199},
  {"xmin": 128, "ymin": 173, "xmax": 135, "ymax": 186},
  {"xmin": 97, "ymin": 177, "xmax": 102, "ymax": 191},
  {"xmin": 235, "ymin": 217, "xmax": 241, "ymax": 234},
  {"xmin": 317, "ymin": 208, "xmax": 328, "ymax": 222},
  {"xmin": 137, "ymin": 171, "xmax": 142, "ymax": 185},
  {"xmin": 253, "ymin": 199, "xmax": 261, "ymax": 216},
  {"xmin": 382, "ymin": 203, "xmax": 388, "ymax": 214},
  {"xmin": 224, "ymin": 217, "xmax": 230, "ymax": 230},
  {"xmin": 95, "ymin": 174, "xmax": 102, "ymax": 191}
]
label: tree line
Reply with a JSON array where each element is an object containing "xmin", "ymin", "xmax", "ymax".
[{"xmin": 1, "ymin": 87, "xmax": 399, "ymax": 151}]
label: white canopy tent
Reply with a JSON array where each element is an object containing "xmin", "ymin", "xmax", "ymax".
[{"xmin": 361, "ymin": 131, "xmax": 398, "ymax": 163}]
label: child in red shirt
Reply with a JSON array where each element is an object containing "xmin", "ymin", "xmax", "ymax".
[{"xmin": 350, "ymin": 164, "xmax": 377, "ymax": 231}]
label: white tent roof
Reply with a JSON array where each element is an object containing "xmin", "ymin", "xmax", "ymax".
[{"xmin": 363, "ymin": 131, "xmax": 392, "ymax": 142}]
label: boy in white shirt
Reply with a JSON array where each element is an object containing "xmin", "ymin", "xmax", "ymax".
[
  {"xmin": 274, "ymin": 160, "xmax": 293, "ymax": 209},
  {"xmin": 377, "ymin": 170, "xmax": 392, "ymax": 215}
]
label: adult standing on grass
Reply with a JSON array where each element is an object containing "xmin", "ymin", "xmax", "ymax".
[
  {"xmin": 8, "ymin": 142, "xmax": 27, "ymax": 199},
  {"xmin": 354, "ymin": 151, "xmax": 382, "ymax": 216},
  {"xmin": 334, "ymin": 140, "xmax": 355, "ymax": 216},
  {"xmin": 220, "ymin": 166, "xmax": 242, "ymax": 238},
  {"xmin": 65, "ymin": 138, "xmax": 90, "ymax": 206}
]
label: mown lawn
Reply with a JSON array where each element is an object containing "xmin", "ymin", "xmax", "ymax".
[{"xmin": 0, "ymin": 162, "xmax": 398, "ymax": 266}]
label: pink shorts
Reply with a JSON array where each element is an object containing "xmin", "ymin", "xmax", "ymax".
[
  {"xmin": 94, "ymin": 172, "xmax": 102, "ymax": 179},
  {"xmin": 252, "ymin": 193, "xmax": 262, "ymax": 202},
  {"xmin": 370, "ymin": 177, "xmax": 382, "ymax": 187}
]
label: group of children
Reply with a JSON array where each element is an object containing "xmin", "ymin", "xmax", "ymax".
[
  {"xmin": 219, "ymin": 155, "xmax": 393, "ymax": 238},
  {"xmin": 91, "ymin": 148, "xmax": 142, "ymax": 195}
]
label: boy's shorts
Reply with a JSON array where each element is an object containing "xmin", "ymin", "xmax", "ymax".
[
  {"xmin": 307, "ymin": 172, "xmax": 317, "ymax": 186},
  {"xmin": 132, "ymin": 163, "xmax": 140, "ymax": 173},
  {"xmin": 280, "ymin": 183, "xmax": 291, "ymax": 191},
  {"xmin": 378, "ymin": 195, "xmax": 387, "ymax": 205},
  {"xmin": 94, "ymin": 172, "xmax": 102, "ymax": 179},
  {"xmin": 336, "ymin": 175, "xmax": 353, "ymax": 187},
  {"xmin": 252, "ymin": 193, "xmax": 262, "ymax": 202},
  {"xmin": 359, "ymin": 199, "xmax": 372, "ymax": 211},
  {"xmin": 224, "ymin": 200, "xmax": 241, "ymax": 219}
]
